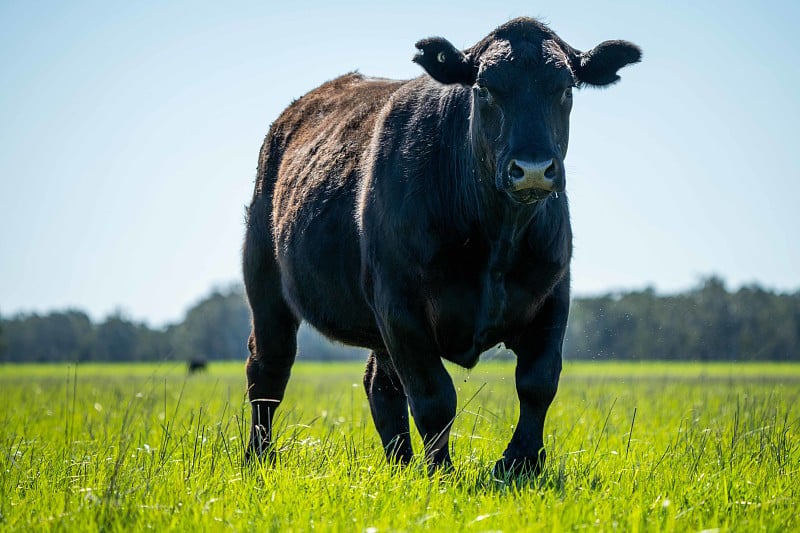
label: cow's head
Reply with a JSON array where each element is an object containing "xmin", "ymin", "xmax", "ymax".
[{"xmin": 413, "ymin": 18, "xmax": 641, "ymax": 204}]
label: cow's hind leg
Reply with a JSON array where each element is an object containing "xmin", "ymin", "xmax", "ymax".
[
  {"xmin": 363, "ymin": 351, "xmax": 413, "ymax": 464},
  {"xmin": 243, "ymin": 209, "xmax": 299, "ymax": 462},
  {"xmin": 244, "ymin": 276, "xmax": 298, "ymax": 462}
]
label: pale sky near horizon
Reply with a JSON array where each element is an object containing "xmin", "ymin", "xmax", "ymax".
[{"xmin": 1, "ymin": 1, "xmax": 798, "ymax": 327}]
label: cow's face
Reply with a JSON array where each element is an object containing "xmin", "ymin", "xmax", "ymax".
[
  {"xmin": 469, "ymin": 39, "xmax": 577, "ymax": 204},
  {"xmin": 414, "ymin": 19, "xmax": 640, "ymax": 204}
]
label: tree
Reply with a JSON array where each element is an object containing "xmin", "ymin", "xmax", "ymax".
[
  {"xmin": 0, "ymin": 312, "xmax": 6, "ymax": 361},
  {"xmin": 169, "ymin": 286, "xmax": 251, "ymax": 361}
]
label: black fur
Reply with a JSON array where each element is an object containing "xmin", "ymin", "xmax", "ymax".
[
  {"xmin": 574, "ymin": 40, "xmax": 642, "ymax": 87},
  {"xmin": 413, "ymin": 37, "xmax": 477, "ymax": 85},
  {"xmin": 243, "ymin": 17, "xmax": 640, "ymax": 474},
  {"xmin": 187, "ymin": 358, "xmax": 207, "ymax": 374}
]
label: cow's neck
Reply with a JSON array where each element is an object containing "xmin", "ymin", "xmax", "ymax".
[
  {"xmin": 475, "ymin": 197, "xmax": 541, "ymax": 340},
  {"xmin": 455, "ymin": 123, "xmax": 542, "ymax": 269}
]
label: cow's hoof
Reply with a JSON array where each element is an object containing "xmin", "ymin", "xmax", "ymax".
[
  {"xmin": 244, "ymin": 439, "xmax": 276, "ymax": 465},
  {"xmin": 426, "ymin": 457, "xmax": 454, "ymax": 476},
  {"xmin": 492, "ymin": 454, "xmax": 544, "ymax": 480}
]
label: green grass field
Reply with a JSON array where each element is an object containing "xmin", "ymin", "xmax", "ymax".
[{"xmin": 1, "ymin": 360, "xmax": 798, "ymax": 531}]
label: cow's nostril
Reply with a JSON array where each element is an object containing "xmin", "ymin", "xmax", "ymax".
[
  {"xmin": 509, "ymin": 161, "xmax": 524, "ymax": 180},
  {"xmin": 544, "ymin": 160, "xmax": 557, "ymax": 180}
]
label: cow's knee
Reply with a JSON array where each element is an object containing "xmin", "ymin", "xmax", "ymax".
[
  {"xmin": 516, "ymin": 373, "xmax": 559, "ymax": 409},
  {"xmin": 516, "ymin": 356, "xmax": 561, "ymax": 408}
]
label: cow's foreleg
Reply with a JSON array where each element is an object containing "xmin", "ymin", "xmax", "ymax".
[
  {"xmin": 398, "ymin": 355, "xmax": 456, "ymax": 470},
  {"xmin": 496, "ymin": 275, "xmax": 569, "ymax": 477},
  {"xmin": 390, "ymin": 344, "xmax": 456, "ymax": 468},
  {"xmin": 363, "ymin": 351, "xmax": 413, "ymax": 464},
  {"xmin": 374, "ymin": 306, "xmax": 456, "ymax": 470}
]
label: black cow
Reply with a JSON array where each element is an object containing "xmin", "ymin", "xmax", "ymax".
[
  {"xmin": 243, "ymin": 17, "xmax": 640, "ymax": 475},
  {"xmin": 187, "ymin": 358, "xmax": 208, "ymax": 374}
]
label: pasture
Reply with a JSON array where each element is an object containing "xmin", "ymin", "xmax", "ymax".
[{"xmin": 1, "ymin": 360, "xmax": 798, "ymax": 531}]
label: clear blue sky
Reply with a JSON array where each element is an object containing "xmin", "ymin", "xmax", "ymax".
[{"xmin": 1, "ymin": 1, "xmax": 798, "ymax": 326}]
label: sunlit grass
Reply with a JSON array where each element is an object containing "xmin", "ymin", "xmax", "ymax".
[{"xmin": 1, "ymin": 361, "xmax": 798, "ymax": 531}]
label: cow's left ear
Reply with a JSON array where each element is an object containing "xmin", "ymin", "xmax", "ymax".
[
  {"xmin": 413, "ymin": 37, "xmax": 477, "ymax": 86},
  {"xmin": 573, "ymin": 40, "xmax": 641, "ymax": 87}
]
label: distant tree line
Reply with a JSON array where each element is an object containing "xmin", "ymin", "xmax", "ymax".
[
  {"xmin": 0, "ymin": 287, "xmax": 247, "ymax": 363},
  {"xmin": 565, "ymin": 277, "xmax": 799, "ymax": 361},
  {"xmin": 0, "ymin": 277, "xmax": 798, "ymax": 363},
  {"xmin": 0, "ymin": 285, "xmax": 362, "ymax": 364}
]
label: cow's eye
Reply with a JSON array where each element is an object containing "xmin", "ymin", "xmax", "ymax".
[
  {"xmin": 561, "ymin": 86, "xmax": 573, "ymax": 103},
  {"xmin": 476, "ymin": 86, "xmax": 490, "ymax": 99}
]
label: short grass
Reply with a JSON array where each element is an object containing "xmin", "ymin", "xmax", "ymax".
[{"xmin": 1, "ymin": 360, "xmax": 798, "ymax": 531}]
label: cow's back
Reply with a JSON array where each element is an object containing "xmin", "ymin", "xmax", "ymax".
[{"xmin": 254, "ymin": 73, "xmax": 404, "ymax": 347}]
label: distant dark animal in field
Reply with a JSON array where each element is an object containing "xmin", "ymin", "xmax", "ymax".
[
  {"xmin": 187, "ymin": 358, "xmax": 208, "ymax": 374},
  {"xmin": 243, "ymin": 17, "xmax": 640, "ymax": 475}
]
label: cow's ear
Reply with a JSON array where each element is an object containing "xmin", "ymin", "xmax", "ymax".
[
  {"xmin": 573, "ymin": 40, "xmax": 641, "ymax": 87},
  {"xmin": 413, "ymin": 37, "xmax": 477, "ymax": 86}
]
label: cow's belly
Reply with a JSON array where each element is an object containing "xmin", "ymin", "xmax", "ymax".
[{"xmin": 276, "ymin": 190, "xmax": 384, "ymax": 350}]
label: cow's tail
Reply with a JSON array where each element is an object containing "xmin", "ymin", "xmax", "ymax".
[
  {"xmin": 246, "ymin": 121, "xmax": 287, "ymax": 227},
  {"xmin": 243, "ymin": 121, "xmax": 287, "ymax": 299}
]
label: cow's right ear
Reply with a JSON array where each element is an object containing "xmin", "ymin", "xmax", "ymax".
[{"xmin": 413, "ymin": 37, "xmax": 477, "ymax": 86}]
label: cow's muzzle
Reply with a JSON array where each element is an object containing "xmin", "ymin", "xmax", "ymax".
[{"xmin": 507, "ymin": 159, "xmax": 564, "ymax": 194}]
